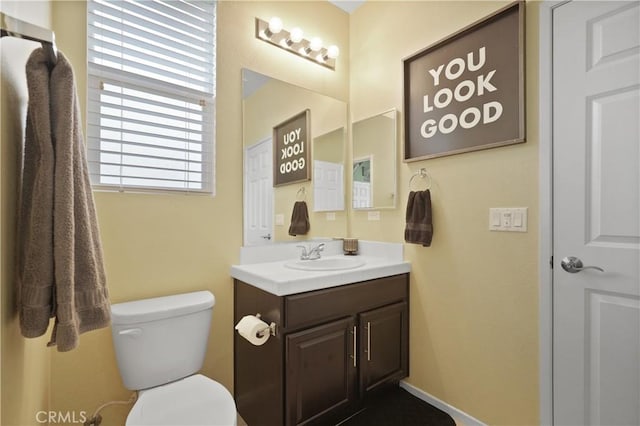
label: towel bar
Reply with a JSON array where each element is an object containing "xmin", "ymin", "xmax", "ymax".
[
  {"xmin": 409, "ymin": 168, "xmax": 432, "ymax": 190},
  {"xmin": 296, "ymin": 187, "xmax": 306, "ymax": 200},
  {"xmin": 1, "ymin": 12, "xmax": 58, "ymax": 65}
]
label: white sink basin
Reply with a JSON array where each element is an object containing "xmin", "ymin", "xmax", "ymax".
[{"xmin": 285, "ymin": 257, "xmax": 366, "ymax": 271}]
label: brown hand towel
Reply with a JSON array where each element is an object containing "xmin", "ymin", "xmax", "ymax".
[
  {"xmin": 288, "ymin": 201, "xmax": 310, "ymax": 236},
  {"xmin": 404, "ymin": 190, "xmax": 433, "ymax": 247}
]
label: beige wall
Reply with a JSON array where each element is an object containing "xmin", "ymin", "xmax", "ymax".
[
  {"xmin": 350, "ymin": 1, "xmax": 540, "ymax": 424},
  {"xmin": 47, "ymin": 1, "xmax": 349, "ymax": 424},
  {"xmin": 1, "ymin": 2, "xmax": 53, "ymax": 425},
  {"xmin": 314, "ymin": 127, "xmax": 344, "ymax": 165}
]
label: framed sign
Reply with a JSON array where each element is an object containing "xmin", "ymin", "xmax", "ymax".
[
  {"xmin": 403, "ymin": 1, "xmax": 525, "ymax": 161},
  {"xmin": 273, "ymin": 109, "xmax": 311, "ymax": 186}
]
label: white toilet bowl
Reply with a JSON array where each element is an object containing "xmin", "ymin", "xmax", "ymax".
[{"xmin": 126, "ymin": 375, "xmax": 236, "ymax": 426}]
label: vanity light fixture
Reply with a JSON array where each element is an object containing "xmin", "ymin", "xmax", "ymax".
[{"xmin": 255, "ymin": 17, "xmax": 339, "ymax": 70}]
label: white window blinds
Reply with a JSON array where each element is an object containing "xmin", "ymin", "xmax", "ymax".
[{"xmin": 87, "ymin": 0, "xmax": 216, "ymax": 193}]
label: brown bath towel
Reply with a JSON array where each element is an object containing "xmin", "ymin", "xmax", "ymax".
[
  {"xmin": 18, "ymin": 48, "xmax": 110, "ymax": 352},
  {"xmin": 17, "ymin": 48, "xmax": 56, "ymax": 339},
  {"xmin": 288, "ymin": 201, "xmax": 310, "ymax": 236},
  {"xmin": 404, "ymin": 190, "xmax": 433, "ymax": 247}
]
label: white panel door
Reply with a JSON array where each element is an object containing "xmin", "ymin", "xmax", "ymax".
[
  {"xmin": 314, "ymin": 160, "xmax": 344, "ymax": 211},
  {"xmin": 244, "ymin": 139, "xmax": 273, "ymax": 246},
  {"xmin": 553, "ymin": 2, "xmax": 640, "ymax": 425}
]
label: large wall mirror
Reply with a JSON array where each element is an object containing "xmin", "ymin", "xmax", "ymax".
[
  {"xmin": 352, "ymin": 109, "xmax": 397, "ymax": 209},
  {"xmin": 242, "ymin": 69, "xmax": 347, "ymax": 246}
]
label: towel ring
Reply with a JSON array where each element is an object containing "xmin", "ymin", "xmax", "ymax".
[
  {"xmin": 296, "ymin": 187, "xmax": 306, "ymax": 200},
  {"xmin": 409, "ymin": 168, "xmax": 432, "ymax": 191}
]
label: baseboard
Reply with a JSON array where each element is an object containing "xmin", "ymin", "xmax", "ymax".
[{"xmin": 399, "ymin": 381, "xmax": 486, "ymax": 426}]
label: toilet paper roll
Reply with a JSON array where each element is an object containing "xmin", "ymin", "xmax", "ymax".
[{"xmin": 235, "ymin": 315, "xmax": 270, "ymax": 346}]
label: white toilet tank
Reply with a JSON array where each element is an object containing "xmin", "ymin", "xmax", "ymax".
[{"xmin": 111, "ymin": 291, "xmax": 215, "ymax": 391}]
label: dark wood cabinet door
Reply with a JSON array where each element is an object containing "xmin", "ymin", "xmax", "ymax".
[
  {"xmin": 359, "ymin": 302, "xmax": 409, "ymax": 395},
  {"xmin": 285, "ymin": 317, "xmax": 357, "ymax": 426}
]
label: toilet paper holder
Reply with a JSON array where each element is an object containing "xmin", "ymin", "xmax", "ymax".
[{"xmin": 255, "ymin": 313, "xmax": 277, "ymax": 338}]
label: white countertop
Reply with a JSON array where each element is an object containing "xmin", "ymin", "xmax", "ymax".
[{"xmin": 230, "ymin": 241, "xmax": 410, "ymax": 296}]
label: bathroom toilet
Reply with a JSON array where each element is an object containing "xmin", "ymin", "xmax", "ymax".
[{"xmin": 111, "ymin": 291, "xmax": 237, "ymax": 426}]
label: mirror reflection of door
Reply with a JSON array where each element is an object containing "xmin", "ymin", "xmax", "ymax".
[
  {"xmin": 244, "ymin": 138, "xmax": 273, "ymax": 246},
  {"xmin": 313, "ymin": 127, "xmax": 345, "ymax": 212},
  {"xmin": 352, "ymin": 156, "xmax": 372, "ymax": 209},
  {"xmin": 314, "ymin": 160, "xmax": 344, "ymax": 211}
]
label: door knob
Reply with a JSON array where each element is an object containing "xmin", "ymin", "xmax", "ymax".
[
  {"xmin": 561, "ymin": 256, "xmax": 604, "ymax": 273},
  {"xmin": 261, "ymin": 234, "xmax": 271, "ymax": 240}
]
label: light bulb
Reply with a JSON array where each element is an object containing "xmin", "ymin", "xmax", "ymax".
[
  {"xmin": 309, "ymin": 37, "xmax": 323, "ymax": 52},
  {"xmin": 327, "ymin": 45, "xmax": 340, "ymax": 59},
  {"xmin": 282, "ymin": 27, "xmax": 304, "ymax": 48},
  {"xmin": 268, "ymin": 17, "xmax": 283, "ymax": 34},
  {"xmin": 290, "ymin": 27, "xmax": 304, "ymax": 43}
]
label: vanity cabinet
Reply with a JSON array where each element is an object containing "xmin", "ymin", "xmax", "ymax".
[{"xmin": 234, "ymin": 273, "xmax": 409, "ymax": 426}]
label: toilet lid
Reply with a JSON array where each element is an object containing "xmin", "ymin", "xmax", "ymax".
[{"xmin": 126, "ymin": 374, "xmax": 237, "ymax": 426}]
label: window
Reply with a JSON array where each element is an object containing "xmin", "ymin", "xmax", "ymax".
[{"xmin": 87, "ymin": 0, "xmax": 216, "ymax": 193}]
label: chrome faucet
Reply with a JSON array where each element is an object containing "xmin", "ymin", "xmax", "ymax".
[{"xmin": 297, "ymin": 243, "xmax": 325, "ymax": 260}]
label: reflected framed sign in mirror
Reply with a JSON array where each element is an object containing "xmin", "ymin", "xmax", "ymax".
[{"xmin": 273, "ymin": 109, "xmax": 310, "ymax": 187}]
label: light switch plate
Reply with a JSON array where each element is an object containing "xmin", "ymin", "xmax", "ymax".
[
  {"xmin": 326, "ymin": 212, "xmax": 336, "ymax": 221},
  {"xmin": 489, "ymin": 207, "xmax": 528, "ymax": 232},
  {"xmin": 368, "ymin": 211, "xmax": 381, "ymax": 221},
  {"xmin": 275, "ymin": 214, "xmax": 285, "ymax": 226}
]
